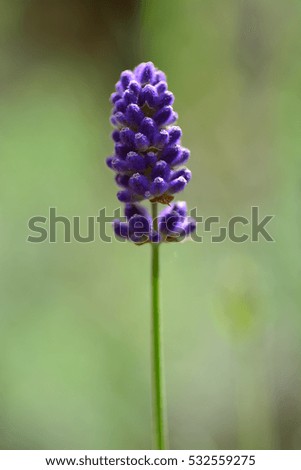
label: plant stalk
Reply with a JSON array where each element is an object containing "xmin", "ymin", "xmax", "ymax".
[{"xmin": 151, "ymin": 202, "xmax": 167, "ymax": 450}]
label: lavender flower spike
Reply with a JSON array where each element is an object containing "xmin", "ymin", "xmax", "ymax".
[
  {"xmin": 107, "ymin": 62, "xmax": 192, "ymax": 204},
  {"xmin": 107, "ymin": 64, "xmax": 197, "ymax": 450}
]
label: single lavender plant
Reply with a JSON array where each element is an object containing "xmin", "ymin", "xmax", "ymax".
[{"xmin": 106, "ymin": 62, "xmax": 195, "ymax": 449}]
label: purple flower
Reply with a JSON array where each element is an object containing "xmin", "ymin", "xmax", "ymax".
[
  {"xmin": 113, "ymin": 203, "xmax": 159, "ymax": 245},
  {"xmin": 158, "ymin": 201, "xmax": 196, "ymax": 242},
  {"xmin": 113, "ymin": 202, "xmax": 195, "ymax": 245},
  {"xmin": 107, "ymin": 62, "xmax": 191, "ymax": 204}
]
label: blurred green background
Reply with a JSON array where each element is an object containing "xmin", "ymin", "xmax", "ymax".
[{"xmin": 1, "ymin": 0, "xmax": 300, "ymax": 450}]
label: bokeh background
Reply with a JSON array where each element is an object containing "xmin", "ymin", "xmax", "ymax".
[{"xmin": 1, "ymin": 0, "xmax": 300, "ymax": 450}]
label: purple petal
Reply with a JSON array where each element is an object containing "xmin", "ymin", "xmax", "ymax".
[
  {"xmin": 114, "ymin": 100, "xmax": 126, "ymax": 113},
  {"xmin": 125, "ymin": 104, "xmax": 144, "ymax": 127},
  {"xmin": 153, "ymin": 106, "xmax": 173, "ymax": 126},
  {"xmin": 113, "ymin": 220, "xmax": 129, "ymax": 239},
  {"xmin": 159, "ymin": 212, "xmax": 185, "ymax": 237},
  {"xmin": 173, "ymin": 148, "xmax": 190, "ymax": 166},
  {"xmin": 153, "ymin": 129, "xmax": 169, "ymax": 148},
  {"xmin": 117, "ymin": 189, "xmax": 135, "ymax": 203},
  {"xmin": 120, "ymin": 70, "xmax": 135, "ymax": 89},
  {"xmin": 119, "ymin": 128, "xmax": 135, "ymax": 147},
  {"xmin": 155, "ymin": 81, "xmax": 167, "ymax": 94},
  {"xmin": 141, "ymin": 84, "xmax": 158, "ymax": 107},
  {"xmin": 150, "ymin": 177, "xmax": 168, "ymax": 196},
  {"xmin": 168, "ymin": 176, "xmax": 187, "ymax": 194},
  {"xmin": 126, "ymin": 152, "xmax": 146, "ymax": 172},
  {"xmin": 139, "ymin": 117, "xmax": 157, "ymax": 142},
  {"xmin": 125, "ymin": 203, "xmax": 150, "ymax": 220},
  {"xmin": 111, "ymin": 158, "xmax": 129, "ymax": 173},
  {"xmin": 115, "ymin": 174, "xmax": 130, "ymax": 187},
  {"xmin": 129, "ymin": 80, "xmax": 141, "ymax": 95},
  {"xmin": 128, "ymin": 214, "xmax": 151, "ymax": 242},
  {"xmin": 111, "ymin": 130, "xmax": 120, "ymax": 143},
  {"xmin": 123, "ymin": 89, "xmax": 138, "ymax": 105},
  {"xmin": 168, "ymin": 126, "xmax": 182, "ymax": 145},
  {"xmin": 170, "ymin": 168, "xmax": 192, "ymax": 183},
  {"xmin": 115, "ymin": 143, "xmax": 131, "ymax": 158},
  {"xmin": 154, "ymin": 70, "xmax": 167, "ymax": 83},
  {"xmin": 151, "ymin": 160, "xmax": 171, "ymax": 180},
  {"xmin": 114, "ymin": 111, "xmax": 127, "ymax": 127},
  {"xmin": 110, "ymin": 92, "xmax": 121, "ymax": 104},
  {"xmin": 172, "ymin": 201, "xmax": 188, "ymax": 217},
  {"xmin": 138, "ymin": 62, "xmax": 155, "ymax": 85},
  {"xmin": 134, "ymin": 133, "xmax": 150, "ymax": 151},
  {"xmin": 128, "ymin": 173, "xmax": 150, "ymax": 196},
  {"xmin": 144, "ymin": 152, "xmax": 157, "ymax": 168},
  {"xmin": 157, "ymin": 91, "xmax": 174, "ymax": 107},
  {"xmin": 106, "ymin": 156, "xmax": 114, "ymax": 169},
  {"xmin": 161, "ymin": 145, "xmax": 181, "ymax": 165}
]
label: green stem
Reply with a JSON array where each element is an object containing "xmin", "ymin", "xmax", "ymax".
[{"xmin": 151, "ymin": 202, "xmax": 167, "ymax": 450}]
